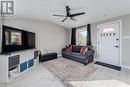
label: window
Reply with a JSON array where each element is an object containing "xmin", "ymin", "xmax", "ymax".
[
  {"xmin": 76, "ymin": 28, "xmax": 87, "ymax": 45},
  {"xmin": 103, "ymin": 27, "xmax": 115, "ymax": 33}
]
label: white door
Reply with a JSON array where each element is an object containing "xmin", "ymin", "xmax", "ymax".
[{"xmin": 97, "ymin": 21, "xmax": 121, "ymax": 66}]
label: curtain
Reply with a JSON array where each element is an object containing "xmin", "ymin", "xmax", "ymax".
[
  {"xmin": 87, "ymin": 24, "xmax": 91, "ymax": 46},
  {"xmin": 71, "ymin": 28, "xmax": 76, "ymax": 45}
]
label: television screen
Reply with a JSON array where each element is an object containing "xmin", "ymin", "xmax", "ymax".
[
  {"xmin": 5, "ymin": 30, "xmax": 22, "ymax": 45},
  {"xmin": 1, "ymin": 25, "xmax": 35, "ymax": 54},
  {"xmin": 26, "ymin": 32, "xmax": 35, "ymax": 48}
]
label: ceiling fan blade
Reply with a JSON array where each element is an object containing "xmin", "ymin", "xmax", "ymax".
[
  {"xmin": 62, "ymin": 17, "xmax": 68, "ymax": 22},
  {"xmin": 53, "ymin": 14, "xmax": 66, "ymax": 17},
  {"xmin": 66, "ymin": 6, "xmax": 70, "ymax": 16},
  {"xmin": 70, "ymin": 17, "xmax": 77, "ymax": 21},
  {"xmin": 70, "ymin": 12, "xmax": 85, "ymax": 17}
]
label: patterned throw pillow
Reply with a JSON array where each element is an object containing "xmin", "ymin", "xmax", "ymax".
[
  {"xmin": 83, "ymin": 47, "xmax": 88, "ymax": 55},
  {"xmin": 65, "ymin": 45, "xmax": 72, "ymax": 53},
  {"xmin": 80, "ymin": 46, "xmax": 88, "ymax": 55}
]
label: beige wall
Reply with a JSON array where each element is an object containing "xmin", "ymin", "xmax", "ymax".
[
  {"xmin": 1, "ymin": 18, "xmax": 70, "ymax": 55},
  {"xmin": 91, "ymin": 14, "xmax": 130, "ymax": 67}
]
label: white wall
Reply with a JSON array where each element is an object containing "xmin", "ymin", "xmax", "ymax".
[
  {"xmin": 0, "ymin": 17, "xmax": 4, "ymax": 52},
  {"xmin": 1, "ymin": 17, "xmax": 70, "ymax": 55},
  {"xmin": 91, "ymin": 14, "xmax": 130, "ymax": 67}
]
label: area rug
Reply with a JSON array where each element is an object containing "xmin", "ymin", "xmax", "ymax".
[{"xmin": 42, "ymin": 58, "xmax": 97, "ymax": 87}]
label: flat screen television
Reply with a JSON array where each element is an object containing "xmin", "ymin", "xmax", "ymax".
[{"xmin": 1, "ymin": 25, "xmax": 35, "ymax": 54}]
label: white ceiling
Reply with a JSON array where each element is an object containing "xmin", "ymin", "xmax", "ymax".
[{"xmin": 14, "ymin": 0, "xmax": 130, "ymax": 28}]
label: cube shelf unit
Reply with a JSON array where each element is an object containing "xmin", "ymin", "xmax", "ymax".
[{"xmin": 0, "ymin": 49, "xmax": 39, "ymax": 82}]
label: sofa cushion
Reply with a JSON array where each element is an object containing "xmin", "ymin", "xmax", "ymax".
[
  {"xmin": 72, "ymin": 45, "xmax": 83, "ymax": 53},
  {"xmin": 62, "ymin": 51, "xmax": 71, "ymax": 56},
  {"xmin": 71, "ymin": 52, "xmax": 86, "ymax": 59}
]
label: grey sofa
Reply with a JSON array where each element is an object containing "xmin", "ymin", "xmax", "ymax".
[{"xmin": 62, "ymin": 45, "xmax": 95, "ymax": 65}]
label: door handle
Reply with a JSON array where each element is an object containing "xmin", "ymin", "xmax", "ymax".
[{"xmin": 114, "ymin": 46, "xmax": 119, "ymax": 48}]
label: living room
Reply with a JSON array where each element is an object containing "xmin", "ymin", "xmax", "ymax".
[{"xmin": 0, "ymin": 0, "xmax": 130, "ymax": 87}]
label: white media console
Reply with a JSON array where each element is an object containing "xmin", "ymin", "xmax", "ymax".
[{"xmin": 0, "ymin": 49, "xmax": 39, "ymax": 82}]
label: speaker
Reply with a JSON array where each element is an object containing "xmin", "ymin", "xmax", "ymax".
[
  {"xmin": 34, "ymin": 50, "xmax": 39, "ymax": 59},
  {"xmin": 9, "ymin": 55, "xmax": 20, "ymax": 68}
]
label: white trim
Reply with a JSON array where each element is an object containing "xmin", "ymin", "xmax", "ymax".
[
  {"xmin": 119, "ymin": 20, "xmax": 122, "ymax": 66},
  {"xmin": 93, "ymin": 58, "xmax": 98, "ymax": 62},
  {"xmin": 121, "ymin": 65, "xmax": 130, "ymax": 70},
  {"xmin": 97, "ymin": 20, "xmax": 122, "ymax": 66}
]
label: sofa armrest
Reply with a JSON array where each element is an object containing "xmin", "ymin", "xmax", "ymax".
[
  {"xmin": 62, "ymin": 48, "xmax": 66, "ymax": 52},
  {"xmin": 85, "ymin": 50, "xmax": 95, "ymax": 56}
]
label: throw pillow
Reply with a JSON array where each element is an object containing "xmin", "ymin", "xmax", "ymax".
[
  {"xmin": 69, "ymin": 45, "xmax": 72, "ymax": 52},
  {"xmin": 65, "ymin": 45, "xmax": 72, "ymax": 52},
  {"xmin": 80, "ymin": 46, "xmax": 87, "ymax": 55},
  {"xmin": 83, "ymin": 47, "xmax": 88, "ymax": 55}
]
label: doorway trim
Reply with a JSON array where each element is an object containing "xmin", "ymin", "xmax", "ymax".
[{"xmin": 97, "ymin": 20, "xmax": 122, "ymax": 66}]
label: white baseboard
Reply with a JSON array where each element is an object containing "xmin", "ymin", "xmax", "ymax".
[
  {"xmin": 121, "ymin": 65, "xmax": 130, "ymax": 69},
  {"xmin": 93, "ymin": 58, "xmax": 98, "ymax": 62}
]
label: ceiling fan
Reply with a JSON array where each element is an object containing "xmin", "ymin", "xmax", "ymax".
[{"xmin": 53, "ymin": 6, "xmax": 85, "ymax": 22}]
